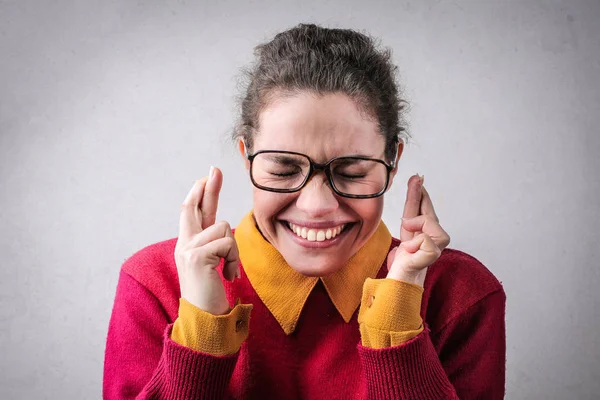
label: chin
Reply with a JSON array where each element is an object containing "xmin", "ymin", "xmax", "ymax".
[{"xmin": 285, "ymin": 255, "xmax": 346, "ymax": 277}]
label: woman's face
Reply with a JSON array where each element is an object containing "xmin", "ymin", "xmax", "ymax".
[{"xmin": 241, "ymin": 92, "xmax": 401, "ymax": 276}]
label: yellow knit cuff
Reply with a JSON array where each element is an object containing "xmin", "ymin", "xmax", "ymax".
[
  {"xmin": 171, "ymin": 298, "xmax": 253, "ymax": 356},
  {"xmin": 358, "ymin": 278, "xmax": 424, "ymax": 349}
]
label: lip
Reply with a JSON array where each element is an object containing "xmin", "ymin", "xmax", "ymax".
[
  {"xmin": 282, "ymin": 219, "xmax": 353, "ymax": 229},
  {"xmin": 280, "ymin": 221, "xmax": 353, "ymax": 249}
]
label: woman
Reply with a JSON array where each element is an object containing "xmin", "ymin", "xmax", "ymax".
[{"xmin": 104, "ymin": 24, "xmax": 506, "ymax": 399}]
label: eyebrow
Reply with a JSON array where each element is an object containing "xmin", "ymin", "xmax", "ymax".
[
  {"xmin": 261, "ymin": 152, "xmax": 383, "ymax": 164},
  {"xmin": 333, "ymin": 155, "xmax": 380, "ymax": 164},
  {"xmin": 263, "ymin": 154, "xmax": 305, "ymax": 165},
  {"xmin": 333, "ymin": 158, "xmax": 364, "ymax": 166}
]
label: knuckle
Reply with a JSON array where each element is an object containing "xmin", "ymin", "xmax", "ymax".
[
  {"xmin": 223, "ymin": 236, "xmax": 236, "ymax": 247},
  {"xmin": 424, "ymin": 214, "xmax": 437, "ymax": 225},
  {"xmin": 443, "ymin": 234, "xmax": 451, "ymax": 247},
  {"xmin": 216, "ymin": 220, "xmax": 231, "ymax": 231}
]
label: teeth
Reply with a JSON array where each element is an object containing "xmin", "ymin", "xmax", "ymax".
[{"xmin": 288, "ymin": 222, "xmax": 346, "ymax": 242}]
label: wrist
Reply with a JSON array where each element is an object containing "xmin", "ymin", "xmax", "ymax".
[
  {"xmin": 386, "ymin": 267, "xmax": 427, "ymax": 287},
  {"xmin": 181, "ymin": 285, "xmax": 231, "ymax": 316}
]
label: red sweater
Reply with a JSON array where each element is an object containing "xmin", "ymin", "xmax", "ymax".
[{"xmin": 104, "ymin": 236, "xmax": 505, "ymax": 399}]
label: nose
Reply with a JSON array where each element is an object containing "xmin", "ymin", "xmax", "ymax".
[{"xmin": 295, "ymin": 173, "xmax": 339, "ymax": 218}]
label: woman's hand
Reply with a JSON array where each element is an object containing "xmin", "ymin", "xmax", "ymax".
[
  {"xmin": 175, "ymin": 167, "xmax": 240, "ymax": 315},
  {"xmin": 386, "ymin": 175, "xmax": 451, "ymax": 287}
]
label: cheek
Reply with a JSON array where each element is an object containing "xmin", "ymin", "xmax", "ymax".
[
  {"xmin": 252, "ymin": 189, "xmax": 295, "ymax": 229},
  {"xmin": 348, "ymin": 197, "xmax": 384, "ymax": 226}
]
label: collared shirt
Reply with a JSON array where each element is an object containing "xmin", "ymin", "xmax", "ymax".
[{"xmin": 234, "ymin": 211, "xmax": 392, "ymax": 334}]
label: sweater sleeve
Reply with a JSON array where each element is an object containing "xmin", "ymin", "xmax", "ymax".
[
  {"xmin": 358, "ymin": 278, "xmax": 424, "ymax": 347},
  {"xmin": 357, "ymin": 289, "xmax": 506, "ymax": 400},
  {"xmin": 103, "ymin": 270, "xmax": 240, "ymax": 400},
  {"xmin": 171, "ymin": 298, "xmax": 253, "ymax": 355}
]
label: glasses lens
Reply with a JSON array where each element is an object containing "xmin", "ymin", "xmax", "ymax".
[
  {"xmin": 251, "ymin": 152, "xmax": 310, "ymax": 190},
  {"xmin": 330, "ymin": 158, "xmax": 388, "ymax": 196}
]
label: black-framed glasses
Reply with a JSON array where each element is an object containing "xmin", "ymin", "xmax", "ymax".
[{"xmin": 246, "ymin": 150, "xmax": 396, "ymax": 199}]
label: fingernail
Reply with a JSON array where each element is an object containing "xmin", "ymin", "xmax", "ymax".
[
  {"xmin": 209, "ymin": 166, "xmax": 215, "ymax": 181},
  {"xmin": 236, "ymin": 268, "xmax": 241, "ymax": 279},
  {"xmin": 420, "ymin": 175, "xmax": 425, "ymax": 185}
]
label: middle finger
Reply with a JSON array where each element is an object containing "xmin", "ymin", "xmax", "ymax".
[
  {"xmin": 179, "ymin": 178, "xmax": 209, "ymax": 242},
  {"xmin": 420, "ymin": 185, "xmax": 439, "ymax": 223}
]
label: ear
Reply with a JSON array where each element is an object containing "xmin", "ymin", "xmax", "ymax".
[
  {"xmin": 238, "ymin": 139, "xmax": 251, "ymax": 170},
  {"xmin": 387, "ymin": 141, "xmax": 404, "ymax": 188}
]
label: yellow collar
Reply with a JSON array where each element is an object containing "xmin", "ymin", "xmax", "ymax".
[{"xmin": 234, "ymin": 211, "xmax": 392, "ymax": 335}]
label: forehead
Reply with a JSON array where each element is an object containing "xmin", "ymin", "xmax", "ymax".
[{"xmin": 254, "ymin": 92, "xmax": 385, "ymax": 160}]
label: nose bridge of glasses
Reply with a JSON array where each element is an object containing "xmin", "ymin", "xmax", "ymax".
[{"xmin": 305, "ymin": 160, "xmax": 334, "ymax": 187}]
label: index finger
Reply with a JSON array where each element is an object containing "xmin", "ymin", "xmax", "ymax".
[{"xmin": 179, "ymin": 177, "xmax": 208, "ymax": 242}]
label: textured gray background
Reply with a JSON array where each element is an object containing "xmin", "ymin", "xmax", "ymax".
[{"xmin": 1, "ymin": 0, "xmax": 599, "ymax": 399}]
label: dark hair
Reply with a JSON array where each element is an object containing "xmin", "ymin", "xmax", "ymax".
[{"xmin": 234, "ymin": 23, "xmax": 409, "ymax": 162}]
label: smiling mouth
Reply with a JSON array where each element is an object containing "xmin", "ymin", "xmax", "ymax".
[{"xmin": 286, "ymin": 222, "xmax": 349, "ymax": 242}]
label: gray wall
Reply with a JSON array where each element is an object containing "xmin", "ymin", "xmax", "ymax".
[{"xmin": 1, "ymin": 0, "xmax": 599, "ymax": 399}]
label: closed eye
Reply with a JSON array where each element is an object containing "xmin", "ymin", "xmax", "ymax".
[
  {"xmin": 337, "ymin": 173, "xmax": 367, "ymax": 179},
  {"xmin": 270, "ymin": 171, "xmax": 299, "ymax": 177}
]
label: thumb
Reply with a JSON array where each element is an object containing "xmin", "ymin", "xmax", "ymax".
[{"xmin": 386, "ymin": 247, "xmax": 398, "ymax": 271}]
